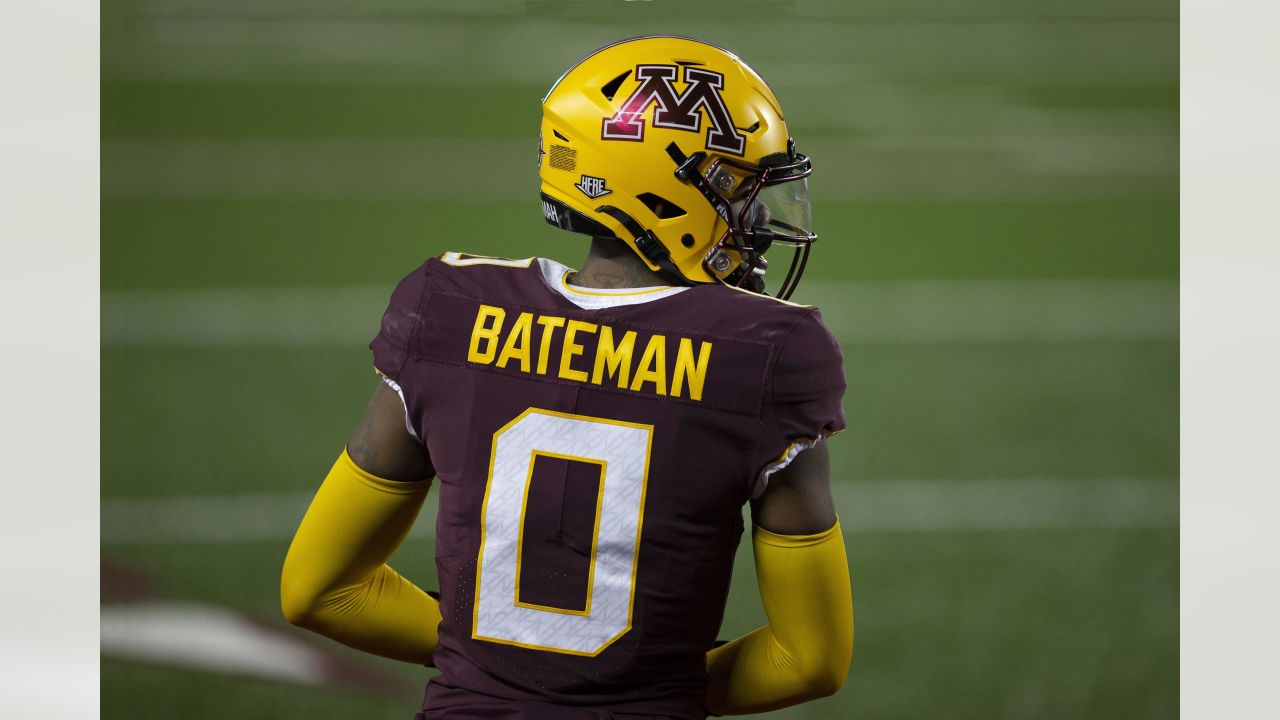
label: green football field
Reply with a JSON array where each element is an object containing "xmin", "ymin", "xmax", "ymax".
[{"xmin": 101, "ymin": 1, "xmax": 1178, "ymax": 718}]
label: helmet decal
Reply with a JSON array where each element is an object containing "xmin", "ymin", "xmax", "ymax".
[
  {"xmin": 602, "ymin": 65, "xmax": 746, "ymax": 156},
  {"xmin": 574, "ymin": 174, "xmax": 613, "ymax": 199}
]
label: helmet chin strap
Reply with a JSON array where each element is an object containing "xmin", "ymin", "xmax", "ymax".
[{"xmin": 594, "ymin": 204, "xmax": 693, "ymax": 286}]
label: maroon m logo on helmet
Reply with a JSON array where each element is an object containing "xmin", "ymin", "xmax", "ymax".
[{"xmin": 602, "ymin": 65, "xmax": 746, "ymax": 156}]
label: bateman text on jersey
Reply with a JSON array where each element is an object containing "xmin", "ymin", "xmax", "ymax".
[{"xmin": 469, "ymin": 304, "xmax": 714, "ymax": 401}]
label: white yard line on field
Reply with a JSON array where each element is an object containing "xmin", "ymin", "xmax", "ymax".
[
  {"xmin": 803, "ymin": 278, "xmax": 1178, "ymax": 344},
  {"xmin": 101, "ymin": 477, "xmax": 1176, "ymax": 545},
  {"xmin": 841, "ymin": 477, "xmax": 1178, "ymax": 531},
  {"xmin": 100, "ymin": 279, "xmax": 1178, "ymax": 347},
  {"xmin": 99, "ymin": 601, "xmax": 410, "ymax": 691},
  {"xmin": 101, "ymin": 135, "xmax": 1176, "ymax": 200},
  {"xmin": 105, "ymin": 16, "xmax": 1177, "ymax": 87},
  {"xmin": 100, "ymin": 602, "xmax": 334, "ymax": 684}
]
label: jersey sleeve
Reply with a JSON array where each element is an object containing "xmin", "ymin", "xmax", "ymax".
[
  {"xmin": 371, "ymin": 262, "xmax": 431, "ymax": 381},
  {"xmin": 369, "ymin": 261, "xmax": 432, "ymax": 441},
  {"xmin": 755, "ymin": 308, "xmax": 848, "ymax": 497}
]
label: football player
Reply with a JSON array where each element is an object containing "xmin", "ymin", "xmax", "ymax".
[{"xmin": 282, "ymin": 36, "xmax": 853, "ymax": 719}]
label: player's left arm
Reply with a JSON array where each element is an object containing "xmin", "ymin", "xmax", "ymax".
[
  {"xmin": 704, "ymin": 441, "xmax": 854, "ymax": 714},
  {"xmin": 706, "ymin": 308, "xmax": 854, "ymax": 714},
  {"xmin": 280, "ymin": 381, "xmax": 443, "ymax": 664}
]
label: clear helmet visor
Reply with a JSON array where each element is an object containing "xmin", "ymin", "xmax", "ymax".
[
  {"xmin": 726, "ymin": 176, "xmax": 815, "ymax": 248},
  {"xmin": 748, "ymin": 177, "xmax": 814, "ymax": 244},
  {"xmin": 709, "ymin": 159, "xmax": 815, "ymax": 245}
]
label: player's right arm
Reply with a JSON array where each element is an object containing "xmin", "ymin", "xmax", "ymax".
[
  {"xmin": 280, "ymin": 381, "xmax": 441, "ymax": 664},
  {"xmin": 281, "ymin": 259, "xmax": 443, "ymax": 664}
]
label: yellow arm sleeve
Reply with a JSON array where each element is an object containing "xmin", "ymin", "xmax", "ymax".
[
  {"xmin": 280, "ymin": 449, "xmax": 442, "ymax": 664},
  {"xmin": 705, "ymin": 520, "xmax": 854, "ymax": 715}
]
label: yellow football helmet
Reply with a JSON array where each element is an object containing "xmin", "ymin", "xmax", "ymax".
[{"xmin": 539, "ymin": 36, "xmax": 817, "ymax": 299}]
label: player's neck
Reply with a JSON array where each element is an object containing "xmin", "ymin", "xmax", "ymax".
[{"xmin": 567, "ymin": 236, "xmax": 676, "ymax": 290}]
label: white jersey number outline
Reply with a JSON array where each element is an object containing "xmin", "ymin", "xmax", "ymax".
[{"xmin": 471, "ymin": 407, "xmax": 653, "ymax": 656}]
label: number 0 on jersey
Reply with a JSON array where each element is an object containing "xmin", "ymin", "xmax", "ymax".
[{"xmin": 472, "ymin": 408, "xmax": 653, "ymax": 656}]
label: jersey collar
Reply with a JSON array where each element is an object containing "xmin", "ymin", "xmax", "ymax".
[{"xmin": 536, "ymin": 258, "xmax": 690, "ymax": 310}]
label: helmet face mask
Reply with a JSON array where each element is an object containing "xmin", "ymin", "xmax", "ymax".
[
  {"xmin": 539, "ymin": 35, "xmax": 818, "ymax": 300},
  {"xmin": 704, "ymin": 144, "xmax": 817, "ymax": 299}
]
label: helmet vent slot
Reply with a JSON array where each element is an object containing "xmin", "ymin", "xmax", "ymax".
[
  {"xmin": 636, "ymin": 193, "xmax": 687, "ymax": 220},
  {"xmin": 600, "ymin": 70, "xmax": 631, "ymax": 101},
  {"xmin": 549, "ymin": 145, "xmax": 577, "ymax": 171},
  {"xmin": 552, "ymin": 129, "xmax": 570, "ymax": 142}
]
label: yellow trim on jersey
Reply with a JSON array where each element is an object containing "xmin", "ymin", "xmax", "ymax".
[
  {"xmin": 441, "ymin": 251, "xmax": 536, "ymax": 268},
  {"xmin": 771, "ymin": 441, "xmax": 800, "ymax": 465},
  {"xmin": 757, "ymin": 436, "xmax": 814, "ymax": 488},
  {"xmin": 512, "ymin": 450, "xmax": 607, "ymax": 617},
  {"xmin": 720, "ymin": 280, "xmax": 813, "ymax": 308},
  {"xmin": 558, "ymin": 269, "xmax": 676, "ymax": 297},
  {"xmin": 471, "ymin": 407, "xmax": 653, "ymax": 658}
]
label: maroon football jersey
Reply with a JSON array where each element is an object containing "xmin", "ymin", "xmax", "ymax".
[{"xmin": 371, "ymin": 252, "xmax": 846, "ymax": 720}]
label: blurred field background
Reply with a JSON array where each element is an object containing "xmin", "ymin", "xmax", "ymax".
[{"xmin": 100, "ymin": 0, "xmax": 1178, "ymax": 718}]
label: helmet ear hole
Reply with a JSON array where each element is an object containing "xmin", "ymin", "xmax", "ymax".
[
  {"xmin": 600, "ymin": 70, "xmax": 631, "ymax": 101},
  {"xmin": 636, "ymin": 193, "xmax": 687, "ymax": 220}
]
